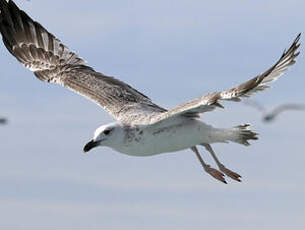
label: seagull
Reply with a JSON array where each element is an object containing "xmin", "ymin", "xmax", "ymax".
[
  {"xmin": 0, "ymin": 0, "xmax": 301, "ymax": 183},
  {"xmin": 0, "ymin": 117, "xmax": 7, "ymax": 124},
  {"xmin": 244, "ymin": 100, "xmax": 305, "ymax": 123}
]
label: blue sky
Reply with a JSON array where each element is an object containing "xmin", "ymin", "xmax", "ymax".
[{"xmin": 0, "ymin": 0, "xmax": 305, "ymax": 229}]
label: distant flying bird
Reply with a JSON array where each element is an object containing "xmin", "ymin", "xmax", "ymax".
[
  {"xmin": 0, "ymin": 0, "xmax": 301, "ymax": 183},
  {"xmin": 244, "ymin": 100, "xmax": 305, "ymax": 123},
  {"xmin": 0, "ymin": 117, "xmax": 7, "ymax": 124}
]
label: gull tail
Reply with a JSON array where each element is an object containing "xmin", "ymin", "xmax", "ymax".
[{"xmin": 228, "ymin": 124, "xmax": 258, "ymax": 146}]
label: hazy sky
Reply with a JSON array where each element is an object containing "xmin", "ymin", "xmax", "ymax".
[{"xmin": 0, "ymin": 0, "xmax": 305, "ymax": 229}]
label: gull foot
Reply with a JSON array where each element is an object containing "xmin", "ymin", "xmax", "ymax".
[
  {"xmin": 219, "ymin": 164, "xmax": 242, "ymax": 182},
  {"xmin": 205, "ymin": 165, "xmax": 227, "ymax": 184}
]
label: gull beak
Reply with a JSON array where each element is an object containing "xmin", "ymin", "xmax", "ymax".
[{"xmin": 83, "ymin": 140, "xmax": 100, "ymax": 153}]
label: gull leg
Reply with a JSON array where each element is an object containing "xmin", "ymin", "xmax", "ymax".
[
  {"xmin": 191, "ymin": 146, "xmax": 227, "ymax": 184},
  {"xmin": 201, "ymin": 144, "xmax": 242, "ymax": 182}
]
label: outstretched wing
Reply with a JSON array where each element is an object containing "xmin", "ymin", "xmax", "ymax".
[
  {"xmin": 154, "ymin": 33, "xmax": 301, "ymax": 123},
  {"xmin": 0, "ymin": 0, "xmax": 165, "ymax": 124},
  {"xmin": 271, "ymin": 103, "xmax": 305, "ymax": 116}
]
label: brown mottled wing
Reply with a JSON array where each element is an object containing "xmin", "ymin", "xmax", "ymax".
[
  {"xmin": 154, "ymin": 33, "xmax": 301, "ymax": 123},
  {"xmin": 0, "ymin": 0, "xmax": 165, "ymax": 123}
]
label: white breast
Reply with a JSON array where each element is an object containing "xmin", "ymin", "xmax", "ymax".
[{"xmin": 112, "ymin": 118, "xmax": 212, "ymax": 156}]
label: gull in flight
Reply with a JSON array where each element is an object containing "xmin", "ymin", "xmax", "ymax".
[
  {"xmin": 0, "ymin": 117, "xmax": 7, "ymax": 124},
  {"xmin": 0, "ymin": 0, "xmax": 301, "ymax": 183},
  {"xmin": 244, "ymin": 100, "xmax": 305, "ymax": 123}
]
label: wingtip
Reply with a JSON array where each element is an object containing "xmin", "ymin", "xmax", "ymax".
[
  {"xmin": 8, "ymin": 0, "xmax": 17, "ymax": 6},
  {"xmin": 294, "ymin": 33, "xmax": 301, "ymax": 45},
  {"xmin": 0, "ymin": 0, "xmax": 16, "ymax": 8},
  {"xmin": 0, "ymin": 0, "xmax": 8, "ymax": 11}
]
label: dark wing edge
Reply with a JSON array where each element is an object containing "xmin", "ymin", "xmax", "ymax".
[
  {"xmin": 0, "ymin": 0, "xmax": 86, "ymax": 71},
  {"xmin": 0, "ymin": 0, "xmax": 165, "ymax": 123},
  {"xmin": 220, "ymin": 33, "xmax": 301, "ymax": 101},
  {"xmin": 153, "ymin": 33, "xmax": 301, "ymax": 123}
]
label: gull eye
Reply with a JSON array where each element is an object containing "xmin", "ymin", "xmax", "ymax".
[{"xmin": 103, "ymin": 129, "xmax": 111, "ymax": 135}]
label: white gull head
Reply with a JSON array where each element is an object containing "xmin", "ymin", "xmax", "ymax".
[{"xmin": 83, "ymin": 122, "xmax": 124, "ymax": 152}]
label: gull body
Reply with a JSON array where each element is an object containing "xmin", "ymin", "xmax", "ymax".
[
  {"xmin": 93, "ymin": 119, "xmax": 239, "ymax": 156},
  {"xmin": 0, "ymin": 0, "xmax": 300, "ymax": 183}
]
